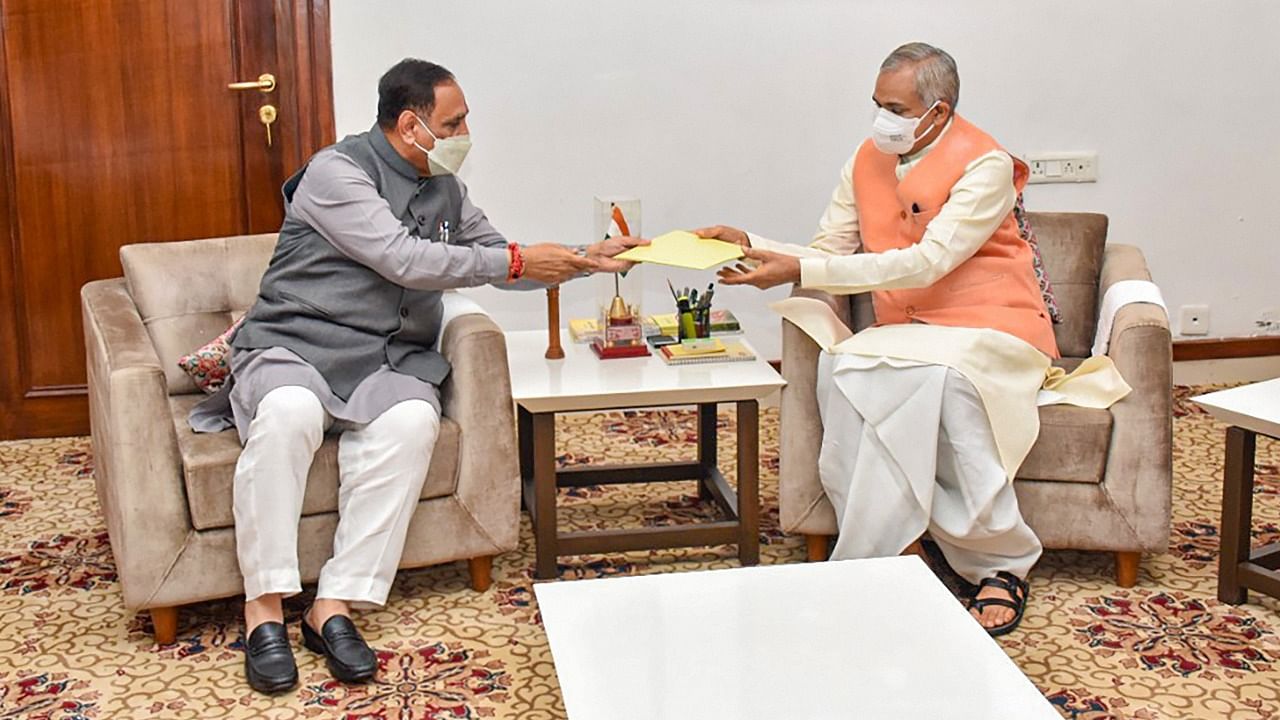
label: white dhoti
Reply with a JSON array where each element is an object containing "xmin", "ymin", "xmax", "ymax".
[
  {"xmin": 233, "ymin": 385, "xmax": 440, "ymax": 606},
  {"xmin": 815, "ymin": 353, "xmax": 1042, "ymax": 583}
]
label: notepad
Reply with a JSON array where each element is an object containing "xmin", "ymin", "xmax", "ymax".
[
  {"xmin": 658, "ymin": 340, "xmax": 756, "ymax": 366},
  {"xmin": 663, "ymin": 339, "xmax": 726, "ymax": 357},
  {"xmin": 616, "ymin": 230, "xmax": 745, "ymax": 270}
]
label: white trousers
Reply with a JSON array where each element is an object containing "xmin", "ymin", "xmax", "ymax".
[
  {"xmin": 816, "ymin": 355, "xmax": 1041, "ymax": 584},
  {"xmin": 233, "ymin": 385, "xmax": 440, "ymax": 605}
]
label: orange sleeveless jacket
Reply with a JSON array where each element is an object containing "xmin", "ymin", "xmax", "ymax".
[{"xmin": 852, "ymin": 115, "xmax": 1058, "ymax": 358}]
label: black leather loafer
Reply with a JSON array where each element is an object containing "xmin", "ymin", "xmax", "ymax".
[
  {"xmin": 301, "ymin": 613, "xmax": 377, "ymax": 683},
  {"xmin": 244, "ymin": 621, "xmax": 298, "ymax": 694}
]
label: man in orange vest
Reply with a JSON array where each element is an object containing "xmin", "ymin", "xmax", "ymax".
[{"xmin": 702, "ymin": 42, "xmax": 1053, "ymax": 636}]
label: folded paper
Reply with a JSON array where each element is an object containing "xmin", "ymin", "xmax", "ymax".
[{"xmin": 616, "ymin": 230, "xmax": 745, "ymax": 270}]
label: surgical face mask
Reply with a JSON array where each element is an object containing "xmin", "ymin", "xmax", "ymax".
[
  {"xmin": 870, "ymin": 101, "xmax": 940, "ymax": 155},
  {"xmin": 412, "ymin": 113, "xmax": 472, "ymax": 176}
]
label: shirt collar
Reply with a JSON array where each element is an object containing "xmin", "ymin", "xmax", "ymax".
[
  {"xmin": 900, "ymin": 116, "xmax": 953, "ymax": 165},
  {"xmin": 368, "ymin": 123, "xmax": 427, "ymax": 181}
]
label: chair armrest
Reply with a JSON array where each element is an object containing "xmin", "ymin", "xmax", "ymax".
[
  {"xmin": 1098, "ymin": 244, "xmax": 1173, "ymax": 550},
  {"xmin": 778, "ymin": 285, "xmax": 841, "ymax": 534},
  {"xmin": 1101, "ymin": 244, "xmax": 1171, "ymax": 398},
  {"xmin": 81, "ymin": 278, "xmax": 189, "ymax": 608},
  {"xmin": 439, "ymin": 314, "xmax": 521, "ymax": 551}
]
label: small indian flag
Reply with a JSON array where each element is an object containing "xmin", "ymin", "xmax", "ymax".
[{"xmin": 605, "ymin": 203, "xmax": 631, "ymax": 240}]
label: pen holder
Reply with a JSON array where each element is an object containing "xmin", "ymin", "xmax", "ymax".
[
  {"xmin": 676, "ymin": 301, "xmax": 712, "ymax": 341},
  {"xmin": 694, "ymin": 307, "xmax": 711, "ymax": 338}
]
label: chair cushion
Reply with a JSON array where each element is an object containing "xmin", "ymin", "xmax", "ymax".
[
  {"xmin": 1026, "ymin": 212, "xmax": 1107, "ymax": 358},
  {"xmin": 121, "ymin": 235, "xmax": 277, "ymax": 395},
  {"xmin": 169, "ymin": 395, "xmax": 462, "ymax": 530},
  {"xmin": 176, "ymin": 317, "xmax": 244, "ymax": 393},
  {"xmin": 1014, "ymin": 196, "xmax": 1062, "ymax": 324},
  {"xmin": 1018, "ymin": 403, "xmax": 1113, "ymax": 484}
]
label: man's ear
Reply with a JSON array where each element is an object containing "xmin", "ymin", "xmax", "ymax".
[
  {"xmin": 935, "ymin": 101, "xmax": 953, "ymax": 124},
  {"xmin": 398, "ymin": 110, "xmax": 420, "ymax": 144}
]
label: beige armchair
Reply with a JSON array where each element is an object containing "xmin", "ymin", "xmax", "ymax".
[
  {"xmin": 81, "ymin": 234, "xmax": 520, "ymax": 644},
  {"xmin": 779, "ymin": 212, "xmax": 1172, "ymax": 587}
]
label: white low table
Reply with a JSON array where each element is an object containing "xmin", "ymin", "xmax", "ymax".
[
  {"xmin": 535, "ymin": 556, "xmax": 1059, "ymax": 719},
  {"xmin": 505, "ymin": 330, "xmax": 785, "ymax": 579},
  {"xmin": 1193, "ymin": 378, "xmax": 1280, "ymax": 604}
]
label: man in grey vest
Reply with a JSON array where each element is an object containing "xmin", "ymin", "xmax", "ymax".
[{"xmin": 193, "ymin": 59, "xmax": 641, "ymax": 694}]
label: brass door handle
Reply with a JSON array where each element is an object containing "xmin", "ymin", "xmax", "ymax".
[{"xmin": 227, "ymin": 73, "xmax": 276, "ymax": 93}]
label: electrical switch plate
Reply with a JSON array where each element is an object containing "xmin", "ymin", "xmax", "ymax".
[
  {"xmin": 1026, "ymin": 152, "xmax": 1098, "ymax": 184},
  {"xmin": 1179, "ymin": 304, "xmax": 1210, "ymax": 336}
]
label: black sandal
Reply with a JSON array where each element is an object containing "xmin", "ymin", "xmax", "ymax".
[{"xmin": 968, "ymin": 571, "xmax": 1029, "ymax": 637}]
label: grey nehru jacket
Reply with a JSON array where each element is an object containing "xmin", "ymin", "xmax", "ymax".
[{"xmin": 190, "ymin": 124, "xmax": 529, "ymax": 440}]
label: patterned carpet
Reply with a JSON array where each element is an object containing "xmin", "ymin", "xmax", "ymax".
[{"xmin": 1, "ymin": 387, "xmax": 1279, "ymax": 719}]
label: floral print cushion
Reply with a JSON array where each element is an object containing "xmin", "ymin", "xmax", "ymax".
[
  {"xmin": 1014, "ymin": 195, "xmax": 1064, "ymax": 325},
  {"xmin": 176, "ymin": 317, "xmax": 243, "ymax": 393}
]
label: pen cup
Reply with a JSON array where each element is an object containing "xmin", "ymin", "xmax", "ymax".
[{"xmin": 694, "ymin": 307, "xmax": 711, "ymax": 338}]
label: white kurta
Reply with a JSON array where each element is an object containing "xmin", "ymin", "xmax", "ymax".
[{"xmin": 749, "ymin": 122, "xmax": 1110, "ymax": 582}]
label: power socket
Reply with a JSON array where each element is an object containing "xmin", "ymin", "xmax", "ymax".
[
  {"xmin": 1179, "ymin": 304, "xmax": 1210, "ymax": 336},
  {"xmin": 1026, "ymin": 152, "xmax": 1098, "ymax": 184}
]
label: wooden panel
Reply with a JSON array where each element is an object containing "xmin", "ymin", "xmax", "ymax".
[
  {"xmin": 0, "ymin": 0, "xmax": 335, "ymax": 438},
  {"xmin": 1173, "ymin": 336, "xmax": 1280, "ymax": 362},
  {"xmin": 4, "ymin": 0, "xmax": 242, "ymax": 397}
]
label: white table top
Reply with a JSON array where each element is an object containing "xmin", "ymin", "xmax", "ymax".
[
  {"xmin": 1192, "ymin": 377, "xmax": 1280, "ymax": 438},
  {"xmin": 505, "ymin": 330, "xmax": 785, "ymax": 413},
  {"xmin": 535, "ymin": 556, "xmax": 1059, "ymax": 720}
]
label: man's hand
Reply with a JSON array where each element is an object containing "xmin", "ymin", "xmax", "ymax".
[
  {"xmin": 716, "ymin": 248, "xmax": 801, "ymax": 290},
  {"xmin": 693, "ymin": 225, "xmax": 750, "ymax": 248},
  {"xmin": 520, "ymin": 244, "xmax": 598, "ymax": 284},
  {"xmin": 586, "ymin": 235, "xmax": 649, "ymax": 273}
]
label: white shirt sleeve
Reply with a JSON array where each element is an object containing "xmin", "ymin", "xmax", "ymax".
[{"xmin": 798, "ymin": 150, "xmax": 1015, "ymax": 294}]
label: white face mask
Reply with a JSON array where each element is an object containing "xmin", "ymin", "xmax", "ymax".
[
  {"xmin": 870, "ymin": 101, "xmax": 940, "ymax": 155},
  {"xmin": 412, "ymin": 113, "xmax": 472, "ymax": 176}
]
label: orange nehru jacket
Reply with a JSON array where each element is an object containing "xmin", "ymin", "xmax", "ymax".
[{"xmin": 852, "ymin": 115, "xmax": 1059, "ymax": 358}]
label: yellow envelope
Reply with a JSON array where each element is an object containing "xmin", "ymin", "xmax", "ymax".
[{"xmin": 616, "ymin": 230, "xmax": 745, "ymax": 270}]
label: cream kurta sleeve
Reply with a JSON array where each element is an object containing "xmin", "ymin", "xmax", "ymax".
[{"xmin": 797, "ymin": 151, "xmax": 1015, "ymax": 294}]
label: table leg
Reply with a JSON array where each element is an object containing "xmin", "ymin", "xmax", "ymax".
[
  {"xmin": 736, "ymin": 400, "xmax": 760, "ymax": 566},
  {"xmin": 1218, "ymin": 426, "xmax": 1256, "ymax": 604},
  {"xmin": 518, "ymin": 407, "xmax": 534, "ymax": 506},
  {"xmin": 697, "ymin": 403, "xmax": 717, "ymax": 502},
  {"xmin": 532, "ymin": 411, "xmax": 559, "ymax": 580}
]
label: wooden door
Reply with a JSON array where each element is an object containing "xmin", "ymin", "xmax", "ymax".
[{"xmin": 0, "ymin": 0, "xmax": 335, "ymax": 439}]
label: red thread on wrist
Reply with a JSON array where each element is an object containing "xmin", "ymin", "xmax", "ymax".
[{"xmin": 507, "ymin": 242, "xmax": 525, "ymax": 282}]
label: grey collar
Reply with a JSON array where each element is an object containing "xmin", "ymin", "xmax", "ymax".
[{"xmin": 368, "ymin": 123, "xmax": 426, "ymax": 181}]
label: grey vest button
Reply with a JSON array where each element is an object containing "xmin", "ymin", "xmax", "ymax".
[{"xmin": 400, "ymin": 307, "xmax": 409, "ymax": 318}]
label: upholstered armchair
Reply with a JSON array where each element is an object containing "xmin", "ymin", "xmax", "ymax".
[
  {"xmin": 81, "ymin": 234, "xmax": 520, "ymax": 643},
  {"xmin": 779, "ymin": 212, "xmax": 1172, "ymax": 587}
]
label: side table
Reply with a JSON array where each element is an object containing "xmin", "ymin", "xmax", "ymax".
[
  {"xmin": 1193, "ymin": 379, "xmax": 1280, "ymax": 604},
  {"xmin": 505, "ymin": 330, "xmax": 786, "ymax": 579}
]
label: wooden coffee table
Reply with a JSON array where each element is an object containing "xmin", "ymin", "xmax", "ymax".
[
  {"xmin": 504, "ymin": 330, "xmax": 785, "ymax": 579},
  {"xmin": 1193, "ymin": 379, "xmax": 1280, "ymax": 604}
]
